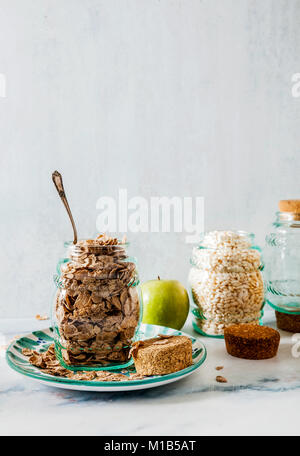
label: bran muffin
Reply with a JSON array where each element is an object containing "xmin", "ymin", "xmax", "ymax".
[
  {"xmin": 130, "ymin": 334, "xmax": 193, "ymax": 376},
  {"xmin": 224, "ymin": 323, "xmax": 280, "ymax": 360}
]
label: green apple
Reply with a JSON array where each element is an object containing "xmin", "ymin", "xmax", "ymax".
[{"xmin": 141, "ymin": 277, "xmax": 190, "ymax": 330}]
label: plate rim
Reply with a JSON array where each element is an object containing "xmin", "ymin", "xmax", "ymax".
[{"xmin": 6, "ymin": 324, "xmax": 207, "ymax": 388}]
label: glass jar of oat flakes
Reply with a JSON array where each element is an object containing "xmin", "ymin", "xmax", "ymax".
[
  {"xmin": 53, "ymin": 234, "xmax": 142, "ymax": 370},
  {"xmin": 189, "ymin": 231, "xmax": 265, "ymax": 337}
]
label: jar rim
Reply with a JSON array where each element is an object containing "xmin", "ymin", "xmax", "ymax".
[
  {"xmin": 63, "ymin": 239, "xmax": 130, "ymax": 248},
  {"xmin": 193, "ymin": 230, "xmax": 256, "ymax": 251},
  {"xmin": 275, "ymin": 211, "xmax": 300, "ymax": 223}
]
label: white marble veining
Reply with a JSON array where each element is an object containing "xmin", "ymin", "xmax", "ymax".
[{"xmin": 1, "ymin": 309, "xmax": 300, "ymax": 436}]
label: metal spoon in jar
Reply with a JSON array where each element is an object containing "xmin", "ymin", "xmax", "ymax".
[{"xmin": 52, "ymin": 170, "xmax": 78, "ymax": 244}]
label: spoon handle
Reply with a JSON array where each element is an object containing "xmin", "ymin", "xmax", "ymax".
[{"xmin": 52, "ymin": 171, "xmax": 78, "ymax": 244}]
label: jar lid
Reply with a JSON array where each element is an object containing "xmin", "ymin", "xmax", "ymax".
[{"xmin": 279, "ymin": 199, "xmax": 300, "ymax": 213}]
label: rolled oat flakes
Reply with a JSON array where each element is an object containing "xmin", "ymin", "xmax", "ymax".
[{"xmin": 54, "ymin": 234, "xmax": 140, "ymax": 368}]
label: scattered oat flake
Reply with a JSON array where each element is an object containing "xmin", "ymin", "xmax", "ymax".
[
  {"xmin": 128, "ymin": 373, "xmax": 145, "ymax": 380},
  {"xmin": 216, "ymin": 375, "xmax": 227, "ymax": 383},
  {"xmin": 215, "ymin": 366, "xmax": 224, "ymax": 371},
  {"xmin": 35, "ymin": 314, "xmax": 49, "ymax": 321},
  {"xmin": 68, "ymin": 371, "xmax": 97, "ymax": 381},
  {"xmin": 22, "ymin": 344, "xmax": 130, "ymax": 382},
  {"xmin": 22, "ymin": 348, "xmax": 34, "ymax": 356},
  {"xmin": 94, "ymin": 371, "xmax": 128, "ymax": 382}
]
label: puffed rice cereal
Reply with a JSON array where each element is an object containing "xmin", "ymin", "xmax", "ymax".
[{"xmin": 189, "ymin": 231, "xmax": 265, "ymax": 336}]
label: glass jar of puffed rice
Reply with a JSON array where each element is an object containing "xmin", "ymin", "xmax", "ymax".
[
  {"xmin": 189, "ymin": 231, "xmax": 265, "ymax": 338},
  {"xmin": 52, "ymin": 234, "xmax": 142, "ymax": 371}
]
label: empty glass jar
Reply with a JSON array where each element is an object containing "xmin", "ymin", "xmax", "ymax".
[
  {"xmin": 52, "ymin": 235, "xmax": 142, "ymax": 370},
  {"xmin": 265, "ymin": 200, "xmax": 300, "ymax": 314}
]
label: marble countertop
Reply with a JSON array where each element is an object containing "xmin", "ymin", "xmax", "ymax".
[{"xmin": 1, "ymin": 309, "xmax": 300, "ymax": 436}]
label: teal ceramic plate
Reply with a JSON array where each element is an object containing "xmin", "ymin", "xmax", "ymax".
[{"xmin": 6, "ymin": 323, "xmax": 207, "ymax": 392}]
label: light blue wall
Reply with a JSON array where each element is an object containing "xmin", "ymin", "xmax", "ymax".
[{"xmin": 1, "ymin": 0, "xmax": 300, "ymax": 317}]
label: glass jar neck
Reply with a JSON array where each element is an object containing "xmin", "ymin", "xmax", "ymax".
[
  {"xmin": 190, "ymin": 231, "xmax": 261, "ymax": 271},
  {"xmin": 274, "ymin": 211, "xmax": 300, "ymax": 228},
  {"xmin": 64, "ymin": 239, "xmax": 129, "ymax": 261},
  {"xmin": 195, "ymin": 230, "xmax": 256, "ymax": 249}
]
